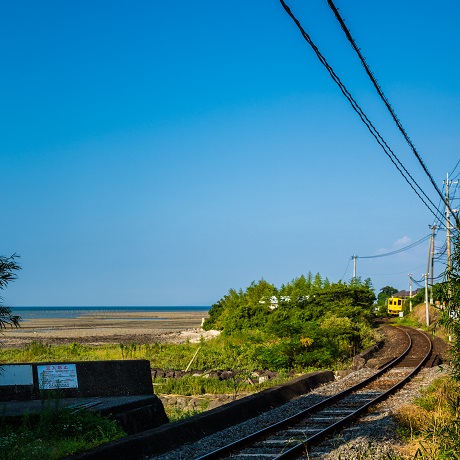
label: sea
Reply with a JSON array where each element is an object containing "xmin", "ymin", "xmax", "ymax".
[{"xmin": 10, "ymin": 306, "xmax": 210, "ymax": 321}]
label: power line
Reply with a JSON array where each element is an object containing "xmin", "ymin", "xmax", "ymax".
[
  {"xmin": 325, "ymin": 0, "xmax": 457, "ymax": 222},
  {"xmin": 356, "ymin": 234, "xmax": 431, "ymax": 259},
  {"xmin": 279, "ymin": 0, "xmax": 445, "ymax": 225},
  {"xmin": 340, "ymin": 257, "xmax": 351, "ymax": 280},
  {"xmin": 450, "ymin": 158, "xmax": 460, "ymax": 177}
]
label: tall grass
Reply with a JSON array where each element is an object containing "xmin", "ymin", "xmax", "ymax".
[
  {"xmin": 153, "ymin": 372, "xmax": 291, "ymax": 396},
  {"xmin": 394, "ymin": 376, "xmax": 460, "ymax": 459},
  {"xmin": 0, "ymin": 335, "xmax": 324, "ymax": 372},
  {"xmin": 0, "ymin": 401, "xmax": 125, "ymax": 460}
]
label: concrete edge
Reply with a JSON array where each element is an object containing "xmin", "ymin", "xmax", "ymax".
[{"xmin": 65, "ymin": 370, "xmax": 334, "ymax": 460}]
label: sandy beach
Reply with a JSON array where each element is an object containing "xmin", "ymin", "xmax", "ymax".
[{"xmin": 1, "ymin": 310, "xmax": 210, "ymax": 348}]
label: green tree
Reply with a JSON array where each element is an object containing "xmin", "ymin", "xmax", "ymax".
[
  {"xmin": 279, "ymin": 274, "xmax": 313, "ymax": 305},
  {"xmin": 377, "ymin": 285, "xmax": 398, "ymax": 307},
  {"xmin": 437, "ymin": 232, "xmax": 460, "ymax": 379},
  {"xmin": 0, "ymin": 254, "xmax": 21, "ymax": 330},
  {"xmin": 202, "ymin": 275, "xmax": 377, "ymax": 369}
]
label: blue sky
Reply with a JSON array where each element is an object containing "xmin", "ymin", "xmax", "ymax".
[{"xmin": 2, "ymin": 1, "xmax": 459, "ymax": 306}]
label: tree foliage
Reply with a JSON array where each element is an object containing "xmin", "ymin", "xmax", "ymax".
[
  {"xmin": 377, "ymin": 285, "xmax": 398, "ymax": 306},
  {"xmin": 0, "ymin": 254, "xmax": 21, "ymax": 330},
  {"xmin": 437, "ymin": 232, "xmax": 460, "ymax": 379},
  {"xmin": 203, "ymin": 274, "xmax": 376, "ymax": 370}
]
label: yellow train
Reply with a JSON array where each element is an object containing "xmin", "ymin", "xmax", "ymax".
[{"xmin": 387, "ymin": 297, "xmax": 406, "ymax": 315}]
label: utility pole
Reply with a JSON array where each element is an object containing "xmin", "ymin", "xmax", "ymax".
[
  {"xmin": 445, "ymin": 173, "xmax": 452, "ymax": 278},
  {"xmin": 424, "ymin": 232, "xmax": 432, "ymax": 327},
  {"xmin": 423, "ymin": 273, "xmax": 430, "ymax": 327},
  {"xmin": 429, "ymin": 225, "xmax": 438, "ymax": 305},
  {"xmin": 408, "ymin": 273, "xmax": 413, "ymax": 312},
  {"xmin": 352, "ymin": 255, "xmax": 357, "ymax": 280}
]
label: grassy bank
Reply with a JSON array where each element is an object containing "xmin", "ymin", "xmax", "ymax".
[
  {"xmin": 0, "ymin": 337, "xmax": 314, "ymax": 397},
  {"xmin": 0, "ymin": 333, "xmax": 334, "ymax": 374},
  {"xmin": 0, "ymin": 403, "xmax": 125, "ymax": 460},
  {"xmin": 394, "ymin": 375, "xmax": 460, "ymax": 459}
]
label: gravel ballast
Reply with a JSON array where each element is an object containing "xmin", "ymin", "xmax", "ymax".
[{"xmin": 154, "ymin": 365, "xmax": 449, "ymax": 460}]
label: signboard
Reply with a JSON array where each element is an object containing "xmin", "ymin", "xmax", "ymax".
[
  {"xmin": 0, "ymin": 365, "xmax": 33, "ymax": 386},
  {"xmin": 37, "ymin": 364, "xmax": 78, "ymax": 390}
]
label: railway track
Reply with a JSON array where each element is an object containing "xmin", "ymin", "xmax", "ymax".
[{"xmin": 193, "ymin": 326, "xmax": 432, "ymax": 460}]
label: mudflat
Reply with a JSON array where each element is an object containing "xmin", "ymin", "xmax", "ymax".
[{"xmin": 1, "ymin": 310, "xmax": 209, "ymax": 348}]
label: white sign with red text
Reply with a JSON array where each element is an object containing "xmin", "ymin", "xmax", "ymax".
[{"xmin": 37, "ymin": 364, "xmax": 78, "ymax": 389}]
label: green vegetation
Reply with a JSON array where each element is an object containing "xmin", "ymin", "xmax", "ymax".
[
  {"xmin": 203, "ymin": 274, "xmax": 377, "ymax": 370},
  {"xmin": 394, "ymin": 376, "xmax": 460, "ymax": 459},
  {"xmin": 2, "ymin": 339, "xmax": 304, "ymax": 381},
  {"xmin": 0, "ymin": 272, "xmax": 382, "ymax": 457},
  {"xmin": 376, "ymin": 285, "xmax": 398, "ymax": 309},
  {"xmin": 163, "ymin": 405, "xmax": 206, "ymax": 423},
  {"xmin": 0, "ymin": 254, "xmax": 21, "ymax": 331},
  {"xmin": 153, "ymin": 371, "xmax": 290, "ymax": 396},
  {"xmin": 1, "ymin": 273, "xmax": 379, "ymax": 373},
  {"xmin": 0, "ymin": 401, "xmax": 125, "ymax": 460},
  {"xmin": 436, "ymin": 232, "xmax": 460, "ymax": 380}
]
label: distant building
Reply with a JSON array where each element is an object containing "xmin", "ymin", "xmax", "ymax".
[{"xmin": 393, "ymin": 289, "xmax": 419, "ymax": 298}]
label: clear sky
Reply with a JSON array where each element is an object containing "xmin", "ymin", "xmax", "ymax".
[{"xmin": 2, "ymin": 1, "xmax": 459, "ymax": 306}]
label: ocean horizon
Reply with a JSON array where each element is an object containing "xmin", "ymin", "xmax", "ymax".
[{"xmin": 11, "ymin": 306, "xmax": 210, "ymax": 321}]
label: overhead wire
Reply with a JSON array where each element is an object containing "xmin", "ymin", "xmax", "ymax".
[
  {"xmin": 449, "ymin": 158, "xmax": 460, "ymax": 178},
  {"xmin": 279, "ymin": 0, "xmax": 445, "ymax": 226},
  {"xmin": 355, "ymin": 234, "xmax": 431, "ymax": 259},
  {"xmin": 340, "ymin": 257, "xmax": 351, "ymax": 280},
  {"xmin": 325, "ymin": 0, "xmax": 458, "ymax": 224},
  {"xmin": 432, "ymin": 182, "xmax": 446, "ymax": 229}
]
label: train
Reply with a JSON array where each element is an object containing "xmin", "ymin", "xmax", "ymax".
[{"xmin": 387, "ymin": 296, "xmax": 406, "ymax": 316}]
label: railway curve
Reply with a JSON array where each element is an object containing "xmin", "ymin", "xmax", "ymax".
[
  {"xmin": 155, "ymin": 327, "xmax": 433, "ymax": 460},
  {"xmin": 191, "ymin": 326, "xmax": 431, "ymax": 459}
]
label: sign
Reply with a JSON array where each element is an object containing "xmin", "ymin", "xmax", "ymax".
[
  {"xmin": 0, "ymin": 365, "xmax": 33, "ymax": 386},
  {"xmin": 37, "ymin": 364, "xmax": 78, "ymax": 390}
]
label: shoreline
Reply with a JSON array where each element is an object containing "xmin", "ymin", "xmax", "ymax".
[{"xmin": 1, "ymin": 310, "xmax": 210, "ymax": 348}]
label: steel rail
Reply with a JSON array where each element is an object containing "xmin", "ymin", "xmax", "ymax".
[
  {"xmin": 195, "ymin": 327, "xmax": 428, "ymax": 460},
  {"xmin": 277, "ymin": 328, "xmax": 432, "ymax": 459}
]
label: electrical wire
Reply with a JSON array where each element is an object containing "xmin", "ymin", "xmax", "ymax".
[
  {"xmin": 355, "ymin": 234, "xmax": 431, "ymax": 259},
  {"xmin": 432, "ymin": 182, "xmax": 446, "ymax": 229},
  {"xmin": 325, "ymin": 0, "xmax": 458, "ymax": 223},
  {"xmin": 340, "ymin": 257, "xmax": 351, "ymax": 280},
  {"xmin": 411, "ymin": 277, "xmax": 425, "ymax": 288},
  {"xmin": 450, "ymin": 158, "xmax": 460, "ymax": 178},
  {"xmin": 279, "ymin": 0, "xmax": 445, "ymax": 226}
]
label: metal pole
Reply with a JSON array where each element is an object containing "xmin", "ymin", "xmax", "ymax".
[
  {"xmin": 424, "ymin": 273, "xmax": 430, "ymax": 327},
  {"xmin": 424, "ymin": 234, "xmax": 432, "ymax": 327},
  {"xmin": 446, "ymin": 173, "xmax": 452, "ymax": 279},
  {"xmin": 429, "ymin": 225, "xmax": 437, "ymax": 305},
  {"xmin": 352, "ymin": 255, "xmax": 357, "ymax": 280},
  {"xmin": 408, "ymin": 273, "xmax": 413, "ymax": 312}
]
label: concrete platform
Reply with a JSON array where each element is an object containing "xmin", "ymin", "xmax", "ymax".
[{"xmin": 1, "ymin": 394, "xmax": 169, "ymax": 435}]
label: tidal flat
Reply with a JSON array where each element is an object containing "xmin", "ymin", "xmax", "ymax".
[{"xmin": 1, "ymin": 310, "xmax": 209, "ymax": 347}]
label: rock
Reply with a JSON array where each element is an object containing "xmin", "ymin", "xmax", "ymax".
[
  {"xmin": 335, "ymin": 370, "xmax": 353, "ymax": 378},
  {"xmin": 352, "ymin": 356, "xmax": 366, "ymax": 370}
]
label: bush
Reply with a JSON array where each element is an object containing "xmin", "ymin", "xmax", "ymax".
[
  {"xmin": 394, "ymin": 376, "xmax": 460, "ymax": 459},
  {"xmin": 0, "ymin": 404, "xmax": 126, "ymax": 460}
]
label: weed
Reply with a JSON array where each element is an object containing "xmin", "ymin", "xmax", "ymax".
[
  {"xmin": 394, "ymin": 376, "xmax": 460, "ymax": 459},
  {"xmin": 0, "ymin": 404, "xmax": 126, "ymax": 460}
]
